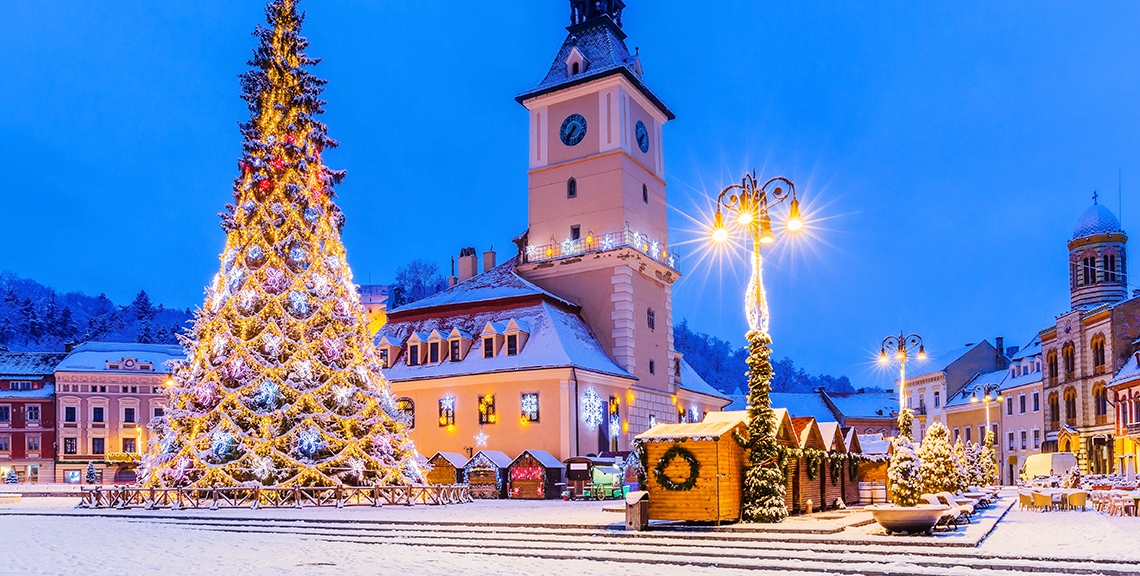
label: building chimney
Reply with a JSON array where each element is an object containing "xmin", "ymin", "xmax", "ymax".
[
  {"xmin": 458, "ymin": 247, "xmax": 478, "ymax": 282},
  {"xmin": 483, "ymin": 247, "xmax": 496, "ymax": 273},
  {"xmin": 447, "ymin": 256, "xmax": 458, "ymax": 288},
  {"xmin": 994, "ymin": 336, "xmax": 1005, "ymax": 368}
]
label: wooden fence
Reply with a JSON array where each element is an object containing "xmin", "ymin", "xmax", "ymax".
[{"xmin": 78, "ymin": 484, "xmax": 472, "ymax": 510}]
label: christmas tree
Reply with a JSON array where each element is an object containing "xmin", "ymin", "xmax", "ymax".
[
  {"xmin": 140, "ymin": 0, "xmax": 421, "ymax": 489},
  {"xmin": 5, "ymin": 468, "xmax": 17, "ymax": 484},
  {"xmin": 953, "ymin": 439, "xmax": 969, "ymax": 489},
  {"xmin": 918, "ymin": 422, "xmax": 958, "ymax": 494},
  {"xmin": 964, "ymin": 441, "xmax": 983, "ymax": 487},
  {"xmin": 887, "ymin": 409, "xmax": 922, "ymax": 506},
  {"xmin": 85, "ymin": 461, "xmax": 97, "ymax": 485},
  {"xmin": 980, "ymin": 430, "xmax": 998, "ymax": 486},
  {"xmin": 739, "ymin": 330, "xmax": 788, "ymax": 523}
]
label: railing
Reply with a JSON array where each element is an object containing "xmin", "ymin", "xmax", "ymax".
[
  {"xmin": 1095, "ymin": 414, "xmax": 1108, "ymax": 426},
  {"xmin": 1127, "ymin": 422, "xmax": 1140, "ymax": 436},
  {"xmin": 524, "ymin": 228, "xmax": 681, "ymax": 273},
  {"xmin": 1048, "ymin": 420, "xmax": 1060, "ymax": 432},
  {"xmin": 78, "ymin": 484, "xmax": 472, "ymax": 510}
]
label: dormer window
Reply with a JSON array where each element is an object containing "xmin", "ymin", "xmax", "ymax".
[
  {"xmin": 507, "ymin": 334, "xmax": 518, "ymax": 356},
  {"xmin": 450, "ymin": 340, "xmax": 461, "ymax": 362},
  {"xmin": 429, "ymin": 341, "xmax": 440, "ymax": 363},
  {"xmin": 409, "ymin": 344, "xmax": 420, "ymax": 366},
  {"xmin": 484, "ymin": 337, "xmax": 495, "ymax": 358},
  {"xmin": 379, "ymin": 349, "xmax": 389, "ymax": 369},
  {"xmin": 565, "ymin": 47, "xmax": 588, "ymax": 77},
  {"xmin": 571, "ymin": 62, "xmax": 580, "ymax": 75}
]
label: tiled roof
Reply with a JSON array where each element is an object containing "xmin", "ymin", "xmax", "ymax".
[
  {"xmin": 55, "ymin": 342, "xmax": 184, "ymax": 373},
  {"xmin": 677, "ymin": 358, "xmax": 730, "ymax": 402},
  {"xmin": 945, "ymin": 369, "xmax": 1007, "ymax": 408},
  {"xmin": 1073, "ymin": 203, "xmax": 1124, "ymax": 239},
  {"xmin": 390, "ymin": 261, "xmax": 574, "ymax": 314},
  {"xmin": 770, "ymin": 392, "xmax": 839, "ymax": 423},
  {"xmin": 1111, "ymin": 353, "xmax": 1140, "ymax": 387},
  {"xmin": 825, "ymin": 391, "xmax": 898, "ymax": 419},
  {"xmin": 1011, "ymin": 336, "xmax": 1042, "ymax": 361},
  {"xmin": 0, "ymin": 351, "xmax": 68, "ymax": 377},
  {"xmin": 0, "ymin": 383, "xmax": 55, "ymax": 399}
]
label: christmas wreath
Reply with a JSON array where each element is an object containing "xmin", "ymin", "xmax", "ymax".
[
  {"xmin": 829, "ymin": 456, "xmax": 843, "ymax": 486},
  {"xmin": 653, "ymin": 445, "xmax": 701, "ymax": 491},
  {"xmin": 849, "ymin": 457, "xmax": 860, "ymax": 482},
  {"xmin": 804, "ymin": 450, "xmax": 823, "ymax": 480}
]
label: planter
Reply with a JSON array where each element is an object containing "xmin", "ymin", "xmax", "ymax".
[{"xmin": 867, "ymin": 504, "xmax": 948, "ymax": 535}]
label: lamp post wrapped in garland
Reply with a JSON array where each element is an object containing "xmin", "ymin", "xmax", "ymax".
[
  {"xmin": 879, "ymin": 332, "xmax": 926, "ymax": 506},
  {"xmin": 711, "ymin": 172, "xmax": 805, "ymax": 523}
]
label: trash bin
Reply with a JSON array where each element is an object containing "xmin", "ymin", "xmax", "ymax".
[{"xmin": 625, "ymin": 490, "xmax": 649, "ymax": 531}]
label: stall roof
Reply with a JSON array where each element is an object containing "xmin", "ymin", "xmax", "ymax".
[
  {"xmin": 635, "ymin": 419, "xmax": 741, "ymax": 442},
  {"xmin": 430, "ymin": 452, "xmax": 470, "ymax": 469},
  {"xmin": 818, "ymin": 421, "xmax": 846, "ymax": 452},
  {"xmin": 515, "ymin": 449, "xmax": 565, "ymax": 469},
  {"xmin": 468, "ymin": 450, "xmax": 513, "ymax": 468}
]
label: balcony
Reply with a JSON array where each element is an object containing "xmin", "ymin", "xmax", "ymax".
[
  {"xmin": 524, "ymin": 228, "xmax": 681, "ymax": 273},
  {"xmin": 1095, "ymin": 414, "xmax": 1108, "ymax": 426},
  {"xmin": 1127, "ymin": 422, "xmax": 1140, "ymax": 436}
]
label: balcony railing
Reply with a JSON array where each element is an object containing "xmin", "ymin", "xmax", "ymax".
[
  {"xmin": 1127, "ymin": 422, "xmax": 1140, "ymax": 436},
  {"xmin": 524, "ymin": 228, "xmax": 681, "ymax": 273}
]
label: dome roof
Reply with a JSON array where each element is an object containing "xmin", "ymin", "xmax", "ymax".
[{"xmin": 1073, "ymin": 203, "xmax": 1123, "ymax": 239}]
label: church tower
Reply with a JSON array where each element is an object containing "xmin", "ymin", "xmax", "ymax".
[
  {"xmin": 1068, "ymin": 196, "xmax": 1128, "ymax": 309},
  {"xmin": 514, "ymin": 1, "xmax": 684, "ymax": 419}
]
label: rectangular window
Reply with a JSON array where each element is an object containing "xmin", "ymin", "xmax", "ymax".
[
  {"xmin": 647, "ymin": 309, "xmax": 656, "ymax": 330},
  {"xmin": 10, "ymin": 381, "xmax": 31, "ymax": 391},
  {"xmin": 953, "ymin": 428, "xmax": 960, "ymax": 443},
  {"xmin": 63, "ymin": 438, "xmax": 77, "ymax": 455},
  {"xmin": 0, "ymin": 406, "xmax": 9, "ymax": 422},
  {"xmin": 1034, "ymin": 429, "xmax": 1041, "ymax": 448},
  {"xmin": 506, "ymin": 334, "xmax": 518, "ymax": 356},
  {"xmin": 429, "ymin": 341, "xmax": 439, "ymax": 363},
  {"xmin": 1008, "ymin": 432, "xmax": 1015, "ymax": 451},
  {"xmin": 27, "ymin": 436, "xmax": 40, "ymax": 452},
  {"xmin": 1020, "ymin": 431, "xmax": 1027, "ymax": 450},
  {"xmin": 649, "ymin": 359, "xmax": 655, "ymax": 375},
  {"xmin": 966, "ymin": 427, "xmax": 972, "ymax": 444},
  {"xmin": 409, "ymin": 345, "xmax": 420, "ymax": 366},
  {"xmin": 64, "ymin": 407, "xmax": 77, "ymax": 422},
  {"xmin": 123, "ymin": 438, "xmax": 136, "ymax": 453},
  {"xmin": 438, "ymin": 397, "xmax": 455, "ymax": 427},
  {"xmin": 0, "ymin": 436, "xmax": 8, "ymax": 451},
  {"xmin": 64, "ymin": 470, "xmax": 81, "ymax": 484},
  {"xmin": 570, "ymin": 225, "xmax": 581, "ymax": 240},
  {"xmin": 1019, "ymin": 395, "xmax": 1026, "ymax": 414},
  {"xmin": 1033, "ymin": 392, "xmax": 1040, "ymax": 412},
  {"xmin": 26, "ymin": 405, "xmax": 40, "ymax": 421},
  {"xmin": 450, "ymin": 340, "xmax": 460, "ymax": 362},
  {"xmin": 1006, "ymin": 400, "xmax": 1013, "ymax": 416},
  {"xmin": 154, "ymin": 408, "xmax": 164, "ymax": 418},
  {"xmin": 521, "ymin": 392, "xmax": 540, "ymax": 423},
  {"xmin": 379, "ymin": 349, "xmax": 389, "ymax": 368},
  {"xmin": 92, "ymin": 437, "xmax": 105, "ymax": 455},
  {"xmin": 92, "ymin": 407, "xmax": 105, "ymax": 423},
  {"xmin": 934, "ymin": 391, "xmax": 941, "ymax": 408},
  {"xmin": 479, "ymin": 394, "xmax": 496, "ymax": 425},
  {"xmin": 124, "ymin": 408, "xmax": 136, "ymax": 423},
  {"xmin": 483, "ymin": 337, "xmax": 495, "ymax": 358}
]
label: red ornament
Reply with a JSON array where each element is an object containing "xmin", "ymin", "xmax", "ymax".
[
  {"xmin": 272, "ymin": 159, "xmax": 285, "ymax": 171},
  {"xmin": 258, "ymin": 179, "xmax": 272, "ymax": 192},
  {"xmin": 285, "ymin": 135, "xmax": 296, "ymax": 146}
]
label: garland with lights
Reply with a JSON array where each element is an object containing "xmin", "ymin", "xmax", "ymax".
[
  {"xmin": 738, "ymin": 330, "xmax": 789, "ymax": 522},
  {"xmin": 653, "ymin": 445, "xmax": 701, "ymax": 491},
  {"xmin": 139, "ymin": 0, "xmax": 421, "ymax": 489}
]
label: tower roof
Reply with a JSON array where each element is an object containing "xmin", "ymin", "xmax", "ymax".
[{"xmin": 1073, "ymin": 202, "xmax": 1124, "ymax": 240}]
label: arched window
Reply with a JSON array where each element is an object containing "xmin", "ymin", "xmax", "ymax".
[
  {"xmin": 571, "ymin": 62, "xmax": 580, "ymax": 75},
  {"xmin": 396, "ymin": 397, "xmax": 415, "ymax": 429},
  {"xmin": 1091, "ymin": 335, "xmax": 1106, "ymax": 374},
  {"xmin": 1064, "ymin": 387, "xmax": 1078, "ymax": 424},
  {"xmin": 1046, "ymin": 351, "xmax": 1058, "ymax": 381},
  {"xmin": 1062, "ymin": 343, "xmax": 1076, "ymax": 379},
  {"xmin": 1048, "ymin": 392, "xmax": 1060, "ymax": 426},
  {"xmin": 1104, "ymin": 254, "xmax": 1118, "ymax": 282},
  {"xmin": 567, "ymin": 178, "xmax": 577, "ymax": 199},
  {"xmin": 642, "ymin": 184, "xmax": 649, "ymax": 204},
  {"xmin": 1093, "ymin": 383, "xmax": 1108, "ymax": 421}
]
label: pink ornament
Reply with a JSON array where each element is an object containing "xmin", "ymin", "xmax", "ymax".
[
  {"xmin": 322, "ymin": 337, "xmax": 344, "ymax": 362},
  {"xmin": 262, "ymin": 267, "xmax": 286, "ymax": 294}
]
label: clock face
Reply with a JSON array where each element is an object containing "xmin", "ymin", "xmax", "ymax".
[
  {"xmin": 635, "ymin": 120, "xmax": 650, "ymax": 153},
  {"xmin": 560, "ymin": 114, "xmax": 588, "ymax": 146}
]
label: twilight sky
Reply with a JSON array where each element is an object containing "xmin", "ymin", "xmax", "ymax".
[{"xmin": 3, "ymin": 1, "xmax": 1139, "ymax": 387}]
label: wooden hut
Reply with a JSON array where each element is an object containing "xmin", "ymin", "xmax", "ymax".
[
  {"xmin": 842, "ymin": 427, "xmax": 863, "ymax": 505},
  {"xmin": 634, "ymin": 418, "xmax": 747, "ymax": 524},
  {"xmin": 817, "ymin": 422, "xmax": 847, "ymax": 510},
  {"xmin": 426, "ymin": 452, "xmax": 469, "ymax": 485},
  {"xmin": 508, "ymin": 450, "xmax": 565, "ymax": 499},
  {"xmin": 789, "ymin": 417, "xmax": 827, "ymax": 514},
  {"xmin": 463, "ymin": 450, "xmax": 513, "ymax": 499},
  {"xmin": 703, "ymin": 410, "xmax": 799, "ymax": 514}
]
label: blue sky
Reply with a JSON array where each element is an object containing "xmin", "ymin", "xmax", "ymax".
[{"xmin": 3, "ymin": 1, "xmax": 1139, "ymax": 387}]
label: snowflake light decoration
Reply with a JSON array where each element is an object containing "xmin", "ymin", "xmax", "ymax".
[
  {"xmin": 297, "ymin": 428, "xmax": 324, "ymax": 458},
  {"xmin": 689, "ymin": 403, "xmax": 700, "ymax": 423},
  {"xmin": 289, "ymin": 291, "xmax": 309, "ymax": 315},
  {"xmin": 561, "ymin": 237, "xmax": 575, "ymax": 255},
  {"xmin": 474, "ymin": 428, "xmax": 489, "ymax": 447},
  {"xmin": 650, "ymin": 239, "xmax": 660, "ymax": 259},
  {"xmin": 601, "ymin": 234, "xmax": 615, "ymax": 250},
  {"xmin": 582, "ymin": 388, "xmax": 603, "ymax": 430},
  {"xmin": 251, "ymin": 456, "xmax": 273, "ymax": 480},
  {"xmin": 609, "ymin": 416, "xmax": 621, "ymax": 438},
  {"xmin": 526, "ymin": 244, "xmax": 538, "ymax": 259},
  {"xmin": 211, "ymin": 430, "xmax": 235, "ymax": 458},
  {"xmin": 440, "ymin": 395, "xmax": 456, "ymax": 412},
  {"xmin": 521, "ymin": 393, "xmax": 539, "ymax": 421}
]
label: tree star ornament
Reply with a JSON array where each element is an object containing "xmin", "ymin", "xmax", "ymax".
[{"xmin": 474, "ymin": 429, "xmax": 489, "ymax": 447}]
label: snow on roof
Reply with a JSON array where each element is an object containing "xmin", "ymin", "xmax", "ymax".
[
  {"xmin": 1111, "ymin": 352, "xmax": 1140, "ymax": 387},
  {"xmin": 677, "ymin": 358, "xmax": 730, "ymax": 401},
  {"xmin": 467, "ymin": 450, "xmax": 513, "ymax": 469},
  {"xmin": 910, "ymin": 344, "xmax": 980, "ymax": 377},
  {"xmin": 391, "ymin": 261, "xmax": 573, "ymax": 314},
  {"xmin": 858, "ymin": 434, "xmax": 892, "ymax": 455},
  {"xmin": 945, "ymin": 369, "xmax": 1007, "ymax": 408},
  {"xmin": 1001, "ymin": 369, "xmax": 1042, "ymax": 392},
  {"xmin": 515, "ymin": 449, "xmax": 565, "ymax": 470},
  {"xmin": 825, "ymin": 391, "xmax": 897, "ymax": 419},
  {"xmin": 770, "ymin": 392, "xmax": 838, "ymax": 423},
  {"xmin": 0, "ymin": 383, "xmax": 55, "ymax": 399},
  {"xmin": 635, "ymin": 418, "xmax": 742, "ymax": 442},
  {"xmin": 817, "ymin": 421, "xmax": 845, "ymax": 452},
  {"xmin": 378, "ymin": 301, "xmax": 632, "ymax": 381},
  {"xmin": 429, "ymin": 452, "xmax": 469, "ymax": 469},
  {"xmin": 0, "ymin": 351, "xmax": 68, "ymax": 378},
  {"xmin": 843, "ymin": 427, "xmax": 863, "ymax": 453},
  {"xmin": 790, "ymin": 417, "xmax": 825, "ymax": 449},
  {"xmin": 55, "ymin": 342, "xmax": 184, "ymax": 373},
  {"xmin": 1011, "ymin": 336, "xmax": 1042, "ymax": 361}
]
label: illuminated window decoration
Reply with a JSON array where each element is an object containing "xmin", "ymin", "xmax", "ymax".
[
  {"xmin": 521, "ymin": 392, "xmax": 540, "ymax": 422},
  {"xmin": 474, "ymin": 428, "xmax": 490, "ymax": 447},
  {"xmin": 689, "ymin": 403, "xmax": 700, "ymax": 423},
  {"xmin": 211, "ymin": 430, "xmax": 236, "ymax": 459},
  {"xmin": 649, "ymin": 414, "xmax": 657, "ymax": 427},
  {"xmin": 609, "ymin": 416, "xmax": 622, "ymax": 438},
  {"xmin": 439, "ymin": 396, "xmax": 456, "ymax": 427},
  {"xmin": 296, "ymin": 428, "xmax": 324, "ymax": 458},
  {"xmin": 582, "ymin": 388, "xmax": 604, "ymax": 430},
  {"xmin": 608, "ymin": 396, "xmax": 621, "ymax": 439},
  {"xmin": 478, "ymin": 394, "xmax": 497, "ymax": 425}
]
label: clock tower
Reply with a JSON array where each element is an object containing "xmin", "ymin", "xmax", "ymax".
[{"xmin": 515, "ymin": 1, "xmax": 687, "ymax": 427}]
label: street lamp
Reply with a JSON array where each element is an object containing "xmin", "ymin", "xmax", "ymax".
[
  {"xmin": 879, "ymin": 332, "xmax": 926, "ymax": 439},
  {"xmin": 710, "ymin": 172, "xmax": 804, "ymax": 334},
  {"xmin": 969, "ymin": 386, "xmax": 1004, "ymax": 438}
]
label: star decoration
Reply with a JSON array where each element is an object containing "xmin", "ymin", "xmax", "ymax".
[{"xmin": 474, "ymin": 428, "xmax": 489, "ymax": 447}]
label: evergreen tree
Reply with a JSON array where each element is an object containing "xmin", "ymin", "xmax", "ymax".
[
  {"xmin": 887, "ymin": 409, "xmax": 922, "ymax": 506},
  {"xmin": 964, "ymin": 441, "xmax": 983, "ymax": 487},
  {"xmin": 918, "ymin": 422, "xmax": 959, "ymax": 494},
  {"xmin": 739, "ymin": 330, "xmax": 788, "ymax": 522},
  {"xmin": 131, "ymin": 290, "xmax": 155, "ymax": 322},
  {"xmin": 140, "ymin": 0, "xmax": 421, "ymax": 489},
  {"xmin": 85, "ymin": 462, "xmax": 97, "ymax": 484},
  {"xmin": 953, "ymin": 439, "xmax": 969, "ymax": 490},
  {"xmin": 5, "ymin": 468, "xmax": 18, "ymax": 484},
  {"xmin": 980, "ymin": 430, "xmax": 998, "ymax": 486}
]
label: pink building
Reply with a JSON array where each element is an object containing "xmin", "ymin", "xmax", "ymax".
[{"xmin": 0, "ymin": 351, "xmax": 67, "ymax": 483}]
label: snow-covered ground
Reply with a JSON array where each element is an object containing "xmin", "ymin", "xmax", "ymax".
[{"xmin": 979, "ymin": 502, "xmax": 1140, "ymax": 561}]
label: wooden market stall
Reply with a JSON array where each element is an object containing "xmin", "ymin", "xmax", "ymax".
[
  {"xmin": 703, "ymin": 409, "xmax": 799, "ymax": 514},
  {"xmin": 426, "ymin": 452, "xmax": 469, "ymax": 485},
  {"xmin": 842, "ymin": 427, "xmax": 863, "ymax": 505},
  {"xmin": 508, "ymin": 450, "xmax": 565, "ymax": 499},
  {"xmin": 634, "ymin": 418, "xmax": 747, "ymax": 524},
  {"xmin": 817, "ymin": 422, "xmax": 847, "ymax": 510},
  {"xmin": 463, "ymin": 450, "xmax": 513, "ymax": 499},
  {"xmin": 790, "ymin": 417, "xmax": 827, "ymax": 514}
]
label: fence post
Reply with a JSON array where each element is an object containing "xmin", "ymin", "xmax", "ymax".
[
  {"xmin": 210, "ymin": 487, "xmax": 219, "ymax": 511},
  {"xmin": 336, "ymin": 485, "xmax": 344, "ymax": 509},
  {"xmin": 373, "ymin": 485, "xmax": 381, "ymax": 507},
  {"xmin": 293, "ymin": 486, "xmax": 302, "ymax": 509},
  {"xmin": 251, "ymin": 486, "xmax": 260, "ymax": 510},
  {"xmin": 145, "ymin": 487, "xmax": 155, "ymax": 510}
]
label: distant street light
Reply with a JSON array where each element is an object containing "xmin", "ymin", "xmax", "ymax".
[{"xmin": 879, "ymin": 332, "xmax": 926, "ymax": 440}]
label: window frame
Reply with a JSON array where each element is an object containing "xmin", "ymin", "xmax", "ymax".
[
  {"xmin": 92, "ymin": 437, "xmax": 105, "ymax": 455},
  {"xmin": 567, "ymin": 178, "xmax": 577, "ymax": 199},
  {"xmin": 478, "ymin": 394, "xmax": 497, "ymax": 425},
  {"xmin": 483, "ymin": 337, "xmax": 495, "ymax": 359},
  {"xmin": 506, "ymin": 334, "xmax": 518, "ymax": 356},
  {"xmin": 63, "ymin": 437, "xmax": 77, "ymax": 455},
  {"xmin": 521, "ymin": 392, "xmax": 540, "ymax": 423}
]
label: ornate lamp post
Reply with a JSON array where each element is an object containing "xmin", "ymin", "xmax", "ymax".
[
  {"xmin": 969, "ymin": 385, "xmax": 1004, "ymax": 433},
  {"xmin": 971, "ymin": 384, "xmax": 1003, "ymax": 486},
  {"xmin": 709, "ymin": 172, "xmax": 804, "ymax": 523},
  {"xmin": 878, "ymin": 332, "xmax": 926, "ymax": 439}
]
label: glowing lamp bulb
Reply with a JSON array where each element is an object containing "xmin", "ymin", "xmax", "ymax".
[
  {"xmin": 711, "ymin": 209, "xmax": 728, "ymax": 243},
  {"xmin": 878, "ymin": 349, "xmax": 888, "ymax": 364},
  {"xmin": 759, "ymin": 216, "xmax": 775, "ymax": 244},
  {"xmin": 970, "ymin": 395, "xmax": 978, "ymax": 404},
  {"xmin": 917, "ymin": 345, "xmax": 926, "ymax": 361},
  {"xmin": 787, "ymin": 198, "xmax": 804, "ymax": 231},
  {"xmin": 737, "ymin": 211, "xmax": 754, "ymax": 225}
]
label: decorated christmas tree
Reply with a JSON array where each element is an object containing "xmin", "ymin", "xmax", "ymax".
[
  {"xmin": 140, "ymin": 0, "xmax": 421, "ymax": 489},
  {"xmin": 739, "ymin": 330, "xmax": 788, "ymax": 523},
  {"xmin": 980, "ymin": 430, "xmax": 998, "ymax": 487},
  {"xmin": 918, "ymin": 422, "xmax": 959, "ymax": 494},
  {"xmin": 85, "ymin": 461, "xmax": 97, "ymax": 485},
  {"xmin": 964, "ymin": 441, "xmax": 983, "ymax": 487},
  {"xmin": 953, "ymin": 439, "xmax": 969, "ymax": 489},
  {"xmin": 887, "ymin": 409, "xmax": 922, "ymax": 506},
  {"xmin": 5, "ymin": 468, "xmax": 17, "ymax": 484}
]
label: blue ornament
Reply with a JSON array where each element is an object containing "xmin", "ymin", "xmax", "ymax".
[{"xmin": 303, "ymin": 207, "xmax": 320, "ymax": 223}]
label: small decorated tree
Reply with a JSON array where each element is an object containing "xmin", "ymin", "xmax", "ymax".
[
  {"xmin": 918, "ymin": 422, "xmax": 958, "ymax": 494},
  {"xmin": 85, "ymin": 462, "xmax": 97, "ymax": 485},
  {"xmin": 887, "ymin": 409, "xmax": 922, "ymax": 506},
  {"xmin": 964, "ymin": 441, "xmax": 983, "ymax": 487},
  {"xmin": 953, "ymin": 439, "xmax": 969, "ymax": 490},
  {"xmin": 4, "ymin": 468, "xmax": 18, "ymax": 484},
  {"xmin": 980, "ymin": 430, "xmax": 998, "ymax": 487},
  {"xmin": 739, "ymin": 330, "xmax": 788, "ymax": 523}
]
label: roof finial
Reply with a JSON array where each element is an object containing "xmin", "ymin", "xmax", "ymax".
[{"xmin": 1093, "ymin": 189, "xmax": 1099, "ymax": 205}]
